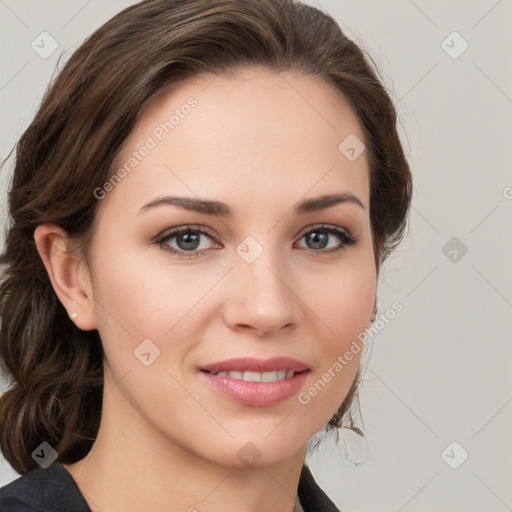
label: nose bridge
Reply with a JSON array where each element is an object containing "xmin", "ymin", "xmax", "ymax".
[{"xmin": 224, "ymin": 233, "xmax": 299, "ymax": 335}]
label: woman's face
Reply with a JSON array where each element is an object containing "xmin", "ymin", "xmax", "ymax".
[{"xmin": 82, "ymin": 66, "xmax": 376, "ymax": 467}]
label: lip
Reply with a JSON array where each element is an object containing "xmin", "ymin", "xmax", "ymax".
[
  {"xmin": 199, "ymin": 356, "xmax": 310, "ymax": 374},
  {"xmin": 198, "ymin": 369, "xmax": 310, "ymax": 406}
]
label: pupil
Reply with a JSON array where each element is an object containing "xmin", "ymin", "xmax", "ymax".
[
  {"xmin": 178, "ymin": 232, "xmax": 200, "ymax": 250},
  {"xmin": 308, "ymin": 231, "xmax": 327, "ymax": 250}
]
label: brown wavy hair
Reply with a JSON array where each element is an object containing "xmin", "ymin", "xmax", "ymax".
[{"xmin": 0, "ymin": 0, "xmax": 412, "ymax": 475}]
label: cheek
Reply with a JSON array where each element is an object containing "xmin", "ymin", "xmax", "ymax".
[
  {"xmin": 88, "ymin": 243, "xmax": 166, "ymax": 370},
  {"xmin": 89, "ymin": 251, "xmax": 204, "ymax": 427},
  {"xmin": 91, "ymin": 244, "xmax": 182, "ymax": 337},
  {"xmin": 298, "ymin": 325, "xmax": 363, "ymax": 427},
  {"xmin": 90, "ymin": 244, "xmax": 221, "ymax": 376},
  {"xmin": 304, "ymin": 257, "xmax": 376, "ymax": 346},
  {"xmin": 297, "ymin": 256, "xmax": 375, "ymax": 414}
]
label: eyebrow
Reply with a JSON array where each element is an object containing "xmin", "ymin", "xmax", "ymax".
[{"xmin": 137, "ymin": 192, "xmax": 365, "ymax": 217}]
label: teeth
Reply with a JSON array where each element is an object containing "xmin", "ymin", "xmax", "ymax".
[
  {"xmin": 244, "ymin": 371, "xmax": 262, "ymax": 382},
  {"xmin": 213, "ymin": 369, "xmax": 298, "ymax": 382}
]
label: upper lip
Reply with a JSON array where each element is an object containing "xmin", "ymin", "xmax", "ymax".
[{"xmin": 200, "ymin": 357, "xmax": 310, "ymax": 373}]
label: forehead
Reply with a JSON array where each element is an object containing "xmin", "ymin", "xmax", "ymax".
[{"xmin": 98, "ymin": 67, "xmax": 369, "ymax": 218}]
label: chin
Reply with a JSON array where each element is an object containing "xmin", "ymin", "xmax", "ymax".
[{"xmin": 200, "ymin": 427, "xmax": 309, "ymax": 469}]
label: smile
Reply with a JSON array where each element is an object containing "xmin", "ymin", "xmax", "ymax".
[{"xmin": 203, "ymin": 369, "xmax": 300, "ymax": 382}]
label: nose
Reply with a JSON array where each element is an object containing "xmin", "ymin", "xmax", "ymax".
[{"xmin": 222, "ymin": 247, "xmax": 303, "ymax": 338}]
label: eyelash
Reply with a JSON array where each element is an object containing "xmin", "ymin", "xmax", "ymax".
[{"xmin": 154, "ymin": 224, "xmax": 358, "ymax": 259}]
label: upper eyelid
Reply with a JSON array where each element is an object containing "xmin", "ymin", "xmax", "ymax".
[{"xmin": 295, "ymin": 224, "xmax": 352, "ymax": 238}]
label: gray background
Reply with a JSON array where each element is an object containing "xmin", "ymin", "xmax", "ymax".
[{"xmin": 1, "ymin": 1, "xmax": 511, "ymax": 511}]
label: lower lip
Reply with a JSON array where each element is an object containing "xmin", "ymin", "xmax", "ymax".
[{"xmin": 198, "ymin": 370, "xmax": 310, "ymax": 406}]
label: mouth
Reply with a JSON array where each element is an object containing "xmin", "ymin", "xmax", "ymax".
[
  {"xmin": 199, "ymin": 356, "xmax": 310, "ymax": 378},
  {"xmin": 198, "ymin": 356, "xmax": 311, "ymax": 406},
  {"xmin": 200, "ymin": 368, "xmax": 309, "ymax": 382}
]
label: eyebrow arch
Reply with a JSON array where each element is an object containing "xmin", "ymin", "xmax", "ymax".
[{"xmin": 137, "ymin": 192, "xmax": 365, "ymax": 217}]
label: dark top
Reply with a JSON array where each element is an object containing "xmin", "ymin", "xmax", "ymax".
[{"xmin": 0, "ymin": 461, "xmax": 341, "ymax": 511}]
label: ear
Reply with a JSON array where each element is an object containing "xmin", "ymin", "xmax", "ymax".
[{"xmin": 34, "ymin": 223, "xmax": 97, "ymax": 331}]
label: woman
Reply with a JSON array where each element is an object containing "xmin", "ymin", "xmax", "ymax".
[{"xmin": 0, "ymin": 0, "xmax": 412, "ymax": 510}]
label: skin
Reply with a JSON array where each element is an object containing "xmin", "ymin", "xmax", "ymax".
[{"xmin": 34, "ymin": 66, "xmax": 377, "ymax": 512}]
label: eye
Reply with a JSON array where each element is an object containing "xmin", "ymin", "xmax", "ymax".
[
  {"xmin": 154, "ymin": 224, "xmax": 358, "ymax": 259},
  {"xmin": 155, "ymin": 225, "xmax": 219, "ymax": 259},
  {"xmin": 295, "ymin": 224, "xmax": 358, "ymax": 254}
]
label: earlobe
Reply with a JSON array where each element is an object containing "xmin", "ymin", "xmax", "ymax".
[{"xmin": 33, "ymin": 223, "xmax": 97, "ymax": 331}]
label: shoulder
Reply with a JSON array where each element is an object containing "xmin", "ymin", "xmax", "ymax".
[
  {"xmin": 0, "ymin": 466, "xmax": 47, "ymax": 512},
  {"xmin": 0, "ymin": 495, "xmax": 40, "ymax": 512},
  {"xmin": 298, "ymin": 464, "xmax": 341, "ymax": 512},
  {"xmin": 0, "ymin": 461, "xmax": 91, "ymax": 512}
]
